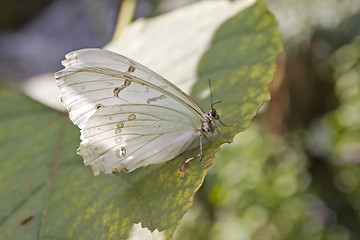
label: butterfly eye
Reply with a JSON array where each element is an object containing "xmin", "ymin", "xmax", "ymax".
[{"xmin": 210, "ymin": 108, "xmax": 218, "ymax": 119}]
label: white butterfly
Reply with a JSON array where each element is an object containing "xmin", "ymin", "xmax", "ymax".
[{"xmin": 55, "ymin": 48, "xmax": 228, "ymax": 175}]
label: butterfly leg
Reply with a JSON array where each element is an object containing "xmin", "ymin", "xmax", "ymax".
[
  {"xmin": 198, "ymin": 134, "xmax": 204, "ymax": 160},
  {"xmin": 180, "ymin": 156, "xmax": 195, "ymax": 173},
  {"xmin": 216, "ymin": 127, "xmax": 230, "ymax": 143}
]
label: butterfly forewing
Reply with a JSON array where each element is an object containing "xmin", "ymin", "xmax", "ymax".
[{"xmin": 56, "ymin": 49, "xmax": 203, "ymax": 129}]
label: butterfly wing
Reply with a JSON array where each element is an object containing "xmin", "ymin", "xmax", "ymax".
[
  {"xmin": 55, "ymin": 48, "xmax": 203, "ymax": 129},
  {"xmin": 55, "ymin": 49, "xmax": 204, "ymax": 174},
  {"xmin": 79, "ymin": 104, "xmax": 199, "ymax": 174}
]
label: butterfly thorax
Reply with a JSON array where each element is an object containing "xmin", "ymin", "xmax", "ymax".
[{"xmin": 200, "ymin": 111, "xmax": 217, "ymax": 137}]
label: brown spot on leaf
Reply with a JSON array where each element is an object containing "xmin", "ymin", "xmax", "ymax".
[
  {"xmin": 205, "ymin": 162, "xmax": 214, "ymax": 169},
  {"xmin": 179, "ymin": 162, "xmax": 189, "ymax": 179},
  {"xmin": 180, "ymin": 162, "xmax": 189, "ymax": 172},
  {"xmin": 19, "ymin": 215, "xmax": 34, "ymax": 229}
]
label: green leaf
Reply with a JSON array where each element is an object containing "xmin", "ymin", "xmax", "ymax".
[
  {"xmin": 0, "ymin": 89, "xmax": 63, "ymax": 239},
  {"xmin": 192, "ymin": 0, "xmax": 283, "ymax": 144},
  {"xmin": 0, "ymin": 1, "xmax": 282, "ymax": 239}
]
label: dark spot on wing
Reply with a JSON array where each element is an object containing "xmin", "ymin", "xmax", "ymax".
[
  {"xmin": 114, "ymin": 80, "xmax": 131, "ymax": 97},
  {"xmin": 115, "ymin": 147, "xmax": 126, "ymax": 158},
  {"xmin": 114, "ymin": 136, "xmax": 124, "ymax": 144},
  {"xmin": 128, "ymin": 114, "xmax": 136, "ymax": 121},
  {"xmin": 128, "ymin": 65, "xmax": 135, "ymax": 72},
  {"xmin": 147, "ymin": 95, "xmax": 167, "ymax": 104}
]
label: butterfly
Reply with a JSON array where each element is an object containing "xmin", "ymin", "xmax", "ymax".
[{"xmin": 55, "ymin": 48, "xmax": 229, "ymax": 175}]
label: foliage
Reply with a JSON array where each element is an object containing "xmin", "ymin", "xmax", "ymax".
[
  {"xmin": 0, "ymin": 1, "xmax": 282, "ymax": 239},
  {"xmin": 175, "ymin": 24, "xmax": 360, "ymax": 240}
]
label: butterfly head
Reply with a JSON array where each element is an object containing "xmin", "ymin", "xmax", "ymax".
[
  {"xmin": 209, "ymin": 100, "xmax": 230, "ymax": 128},
  {"xmin": 210, "ymin": 108, "xmax": 219, "ymax": 120},
  {"xmin": 210, "ymin": 100, "xmax": 221, "ymax": 120},
  {"xmin": 201, "ymin": 102, "xmax": 230, "ymax": 144},
  {"xmin": 201, "ymin": 101, "xmax": 221, "ymax": 135}
]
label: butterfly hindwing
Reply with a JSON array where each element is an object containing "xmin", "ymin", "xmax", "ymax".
[{"xmin": 78, "ymin": 104, "xmax": 199, "ymax": 174}]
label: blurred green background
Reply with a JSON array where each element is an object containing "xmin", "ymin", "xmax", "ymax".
[
  {"xmin": 176, "ymin": 0, "xmax": 360, "ymax": 239},
  {"xmin": 1, "ymin": 0, "xmax": 360, "ymax": 239}
]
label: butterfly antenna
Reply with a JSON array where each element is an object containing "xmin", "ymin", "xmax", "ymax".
[
  {"xmin": 208, "ymin": 78, "xmax": 213, "ymax": 109},
  {"xmin": 208, "ymin": 79, "xmax": 231, "ymax": 143},
  {"xmin": 209, "ymin": 79, "xmax": 222, "ymax": 108}
]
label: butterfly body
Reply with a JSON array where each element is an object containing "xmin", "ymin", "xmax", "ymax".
[
  {"xmin": 200, "ymin": 112, "xmax": 216, "ymax": 137},
  {"xmin": 56, "ymin": 48, "xmax": 226, "ymax": 175}
]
